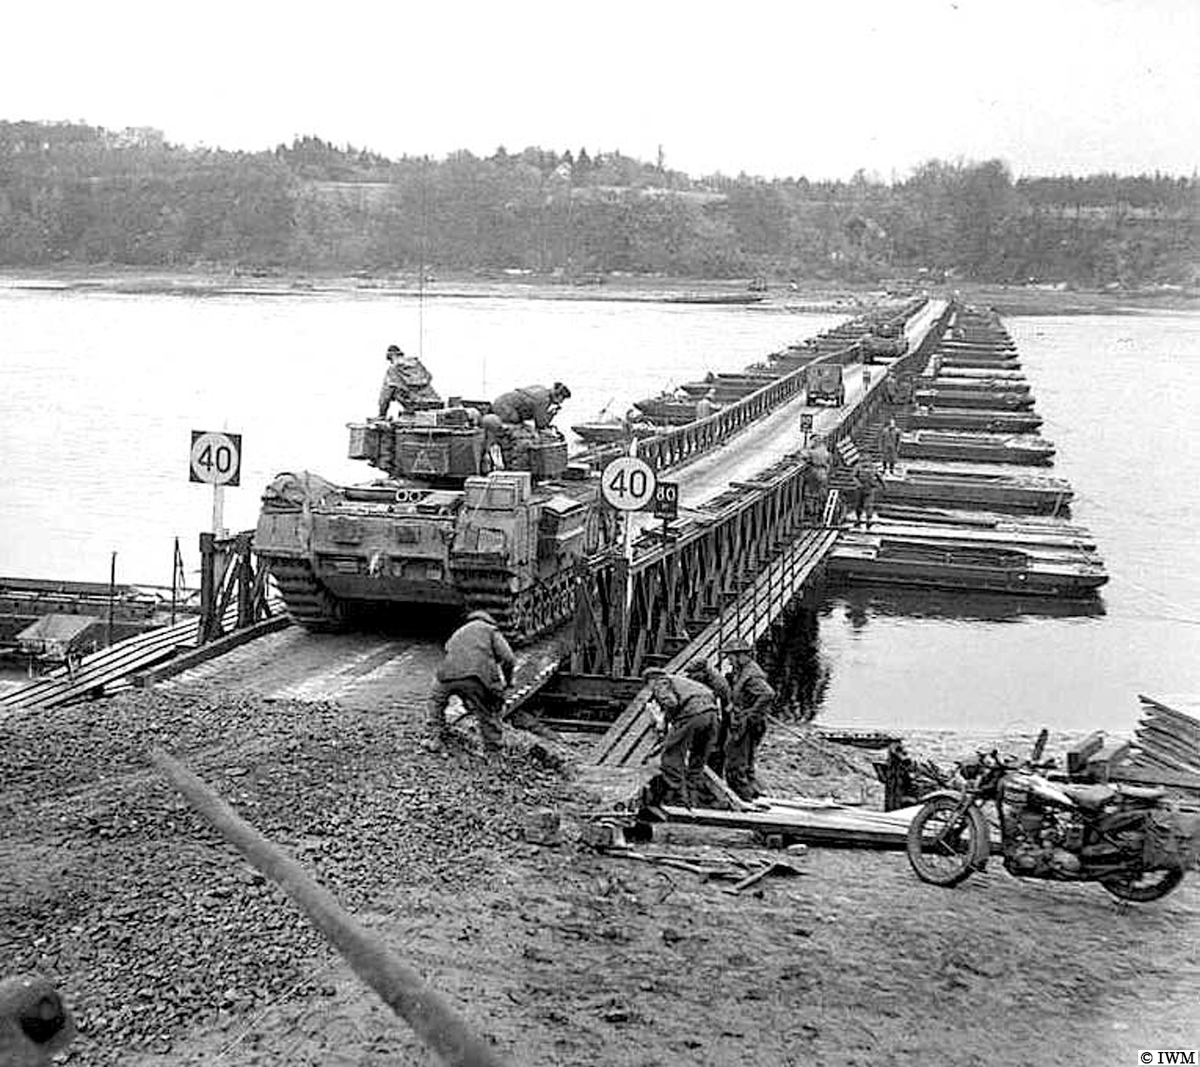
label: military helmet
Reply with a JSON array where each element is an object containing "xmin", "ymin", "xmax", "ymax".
[
  {"xmin": 466, "ymin": 609, "xmax": 497, "ymax": 626},
  {"xmin": 721, "ymin": 637, "xmax": 754, "ymax": 655}
]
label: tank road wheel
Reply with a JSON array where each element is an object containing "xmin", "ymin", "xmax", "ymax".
[
  {"xmin": 1100, "ymin": 867, "xmax": 1184, "ymax": 903},
  {"xmin": 264, "ymin": 558, "xmax": 349, "ymax": 632}
]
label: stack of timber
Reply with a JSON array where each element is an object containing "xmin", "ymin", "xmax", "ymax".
[{"xmin": 1129, "ymin": 695, "xmax": 1200, "ymax": 788}]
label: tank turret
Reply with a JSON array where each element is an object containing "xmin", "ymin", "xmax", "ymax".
[{"xmin": 255, "ymin": 405, "xmax": 616, "ymax": 640}]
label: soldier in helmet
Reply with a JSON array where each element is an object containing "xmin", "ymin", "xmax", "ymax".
[
  {"xmin": 378, "ymin": 343, "xmax": 441, "ymax": 418},
  {"xmin": 642, "ymin": 667, "xmax": 718, "ymax": 807},
  {"xmin": 722, "ymin": 637, "xmax": 776, "ymax": 800},
  {"xmin": 683, "ymin": 656, "xmax": 731, "ymax": 776},
  {"xmin": 426, "ymin": 609, "xmax": 516, "ymax": 756}
]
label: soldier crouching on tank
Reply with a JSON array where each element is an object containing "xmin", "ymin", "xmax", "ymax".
[
  {"xmin": 643, "ymin": 667, "xmax": 718, "ymax": 807},
  {"xmin": 426, "ymin": 610, "xmax": 515, "ymax": 759},
  {"xmin": 377, "ymin": 343, "xmax": 441, "ymax": 418},
  {"xmin": 485, "ymin": 382, "xmax": 571, "ymax": 469}
]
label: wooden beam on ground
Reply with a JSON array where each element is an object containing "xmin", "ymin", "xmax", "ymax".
[
  {"xmin": 132, "ymin": 615, "xmax": 292, "ymax": 687},
  {"xmin": 656, "ymin": 800, "xmax": 916, "ymax": 850}
]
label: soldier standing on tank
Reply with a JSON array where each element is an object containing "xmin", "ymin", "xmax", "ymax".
[
  {"xmin": 426, "ymin": 610, "xmax": 515, "ymax": 758},
  {"xmin": 378, "ymin": 344, "xmax": 441, "ymax": 418},
  {"xmin": 722, "ymin": 638, "xmax": 776, "ymax": 801}
]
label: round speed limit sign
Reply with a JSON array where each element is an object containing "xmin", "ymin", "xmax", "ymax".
[
  {"xmin": 601, "ymin": 456, "xmax": 656, "ymax": 511},
  {"xmin": 189, "ymin": 430, "xmax": 242, "ymax": 486}
]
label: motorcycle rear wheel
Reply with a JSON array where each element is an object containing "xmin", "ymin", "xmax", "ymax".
[
  {"xmin": 1100, "ymin": 867, "xmax": 1184, "ymax": 903},
  {"xmin": 906, "ymin": 795, "xmax": 983, "ymax": 887}
]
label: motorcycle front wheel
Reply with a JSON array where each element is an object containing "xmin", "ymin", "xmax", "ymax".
[
  {"xmin": 1100, "ymin": 867, "xmax": 1184, "ymax": 903},
  {"xmin": 906, "ymin": 795, "xmax": 984, "ymax": 887}
]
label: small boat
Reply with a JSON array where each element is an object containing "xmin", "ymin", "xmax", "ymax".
[
  {"xmin": 570, "ymin": 419, "xmax": 659, "ymax": 445},
  {"xmin": 914, "ymin": 388, "xmax": 1034, "ymax": 411},
  {"xmin": 632, "ymin": 396, "xmax": 700, "ymax": 425},
  {"xmin": 898, "ymin": 430, "xmax": 1055, "ymax": 465},
  {"xmin": 909, "ymin": 406, "xmax": 1043, "ymax": 433},
  {"xmin": 829, "ymin": 535, "xmax": 1107, "ymax": 597},
  {"xmin": 881, "ymin": 466, "xmax": 1073, "ymax": 514}
]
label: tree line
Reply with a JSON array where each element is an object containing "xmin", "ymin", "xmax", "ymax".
[{"xmin": 1, "ymin": 121, "xmax": 1195, "ymax": 287}]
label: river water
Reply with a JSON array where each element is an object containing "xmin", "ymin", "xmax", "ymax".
[{"xmin": 1, "ymin": 285, "xmax": 1197, "ymax": 732}]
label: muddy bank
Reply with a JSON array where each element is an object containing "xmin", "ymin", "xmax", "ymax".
[{"xmin": 2, "ymin": 681, "xmax": 1196, "ymax": 1066}]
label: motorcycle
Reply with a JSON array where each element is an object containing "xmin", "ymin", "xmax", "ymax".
[{"xmin": 906, "ymin": 730, "xmax": 1200, "ymax": 902}]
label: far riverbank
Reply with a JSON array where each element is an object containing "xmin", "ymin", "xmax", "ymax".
[{"xmin": 2, "ymin": 266, "xmax": 1196, "ymax": 316}]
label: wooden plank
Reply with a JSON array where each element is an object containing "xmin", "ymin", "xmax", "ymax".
[
  {"xmin": 1111, "ymin": 762, "xmax": 1200, "ymax": 792},
  {"xmin": 1066, "ymin": 732, "xmax": 1105, "ymax": 776},
  {"xmin": 132, "ymin": 615, "xmax": 292, "ymax": 687},
  {"xmin": 657, "ymin": 803, "xmax": 912, "ymax": 850}
]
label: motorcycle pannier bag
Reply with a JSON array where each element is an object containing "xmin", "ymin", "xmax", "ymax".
[{"xmin": 1142, "ymin": 810, "xmax": 1200, "ymax": 870}]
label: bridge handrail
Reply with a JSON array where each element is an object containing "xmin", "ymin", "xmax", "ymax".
[{"xmin": 583, "ymin": 297, "xmax": 929, "ymax": 475}]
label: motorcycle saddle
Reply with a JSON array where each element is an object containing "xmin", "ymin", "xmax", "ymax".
[{"xmin": 1059, "ymin": 783, "xmax": 1116, "ymax": 810}]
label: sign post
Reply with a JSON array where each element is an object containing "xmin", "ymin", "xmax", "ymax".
[
  {"xmin": 189, "ymin": 430, "xmax": 243, "ymax": 537},
  {"xmin": 601, "ymin": 449, "xmax": 657, "ymax": 673},
  {"xmin": 799, "ymin": 412, "xmax": 814, "ymax": 448}
]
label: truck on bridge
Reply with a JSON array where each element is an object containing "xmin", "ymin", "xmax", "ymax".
[{"xmin": 805, "ymin": 364, "xmax": 846, "ymax": 406}]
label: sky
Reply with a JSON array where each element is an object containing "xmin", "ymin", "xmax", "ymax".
[{"xmin": 3, "ymin": 0, "xmax": 1196, "ymax": 181}]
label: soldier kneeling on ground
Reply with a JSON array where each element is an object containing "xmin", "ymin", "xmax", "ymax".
[{"xmin": 426, "ymin": 610, "xmax": 515, "ymax": 759}]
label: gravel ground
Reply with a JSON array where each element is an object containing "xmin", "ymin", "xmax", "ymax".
[{"xmin": 2, "ymin": 682, "xmax": 1197, "ymax": 1066}]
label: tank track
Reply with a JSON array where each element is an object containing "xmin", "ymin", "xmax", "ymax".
[
  {"xmin": 452, "ymin": 566, "xmax": 577, "ymax": 645},
  {"xmin": 262, "ymin": 557, "xmax": 349, "ymax": 632}
]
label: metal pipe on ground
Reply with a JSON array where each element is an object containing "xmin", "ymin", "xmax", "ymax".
[{"xmin": 150, "ymin": 749, "xmax": 511, "ymax": 1067}]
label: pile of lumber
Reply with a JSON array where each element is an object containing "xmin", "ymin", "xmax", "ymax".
[{"xmin": 1131, "ymin": 695, "xmax": 1200, "ymax": 781}]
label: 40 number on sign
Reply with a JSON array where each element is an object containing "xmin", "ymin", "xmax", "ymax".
[
  {"xmin": 189, "ymin": 431, "xmax": 243, "ymax": 486},
  {"xmin": 600, "ymin": 456, "xmax": 656, "ymax": 511}
]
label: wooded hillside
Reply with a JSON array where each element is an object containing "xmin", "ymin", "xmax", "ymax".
[{"xmin": 1, "ymin": 122, "xmax": 1195, "ymax": 287}]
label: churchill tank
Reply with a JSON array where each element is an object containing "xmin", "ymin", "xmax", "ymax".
[{"xmin": 254, "ymin": 406, "xmax": 619, "ymax": 640}]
